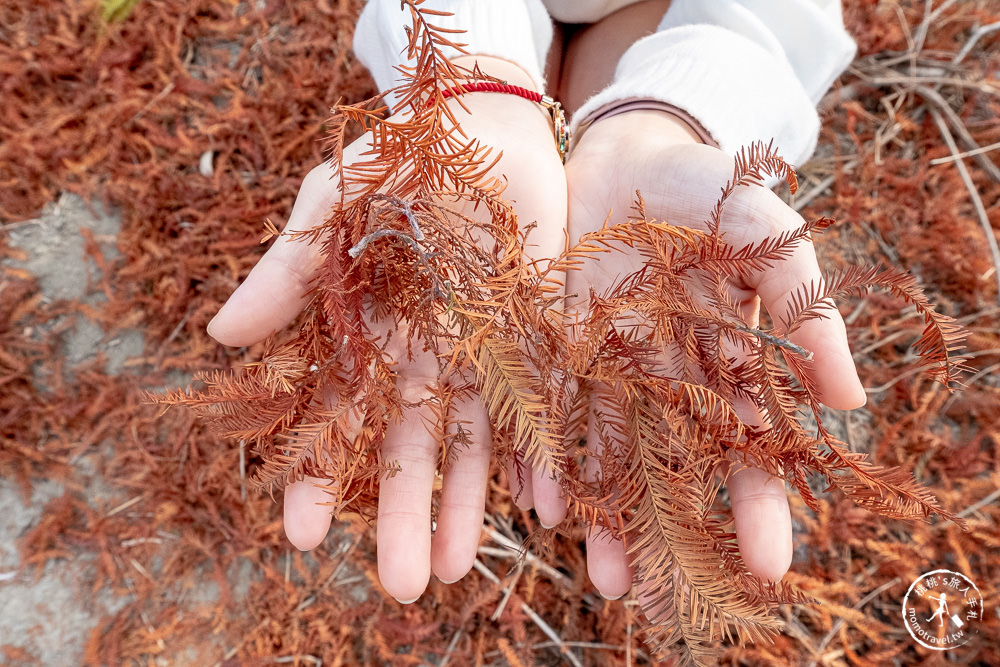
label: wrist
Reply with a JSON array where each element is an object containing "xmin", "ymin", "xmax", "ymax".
[
  {"xmin": 572, "ymin": 108, "xmax": 704, "ymax": 159},
  {"xmin": 444, "ymin": 55, "xmax": 568, "ymax": 160},
  {"xmin": 451, "ymin": 55, "xmax": 542, "ymax": 92}
]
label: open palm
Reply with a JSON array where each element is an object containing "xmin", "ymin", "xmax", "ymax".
[
  {"xmin": 562, "ymin": 110, "xmax": 866, "ymax": 599},
  {"xmin": 207, "ymin": 57, "xmax": 568, "ymax": 603}
]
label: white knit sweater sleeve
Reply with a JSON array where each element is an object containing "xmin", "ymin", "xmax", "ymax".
[
  {"xmin": 541, "ymin": 0, "xmax": 646, "ymax": 24},
  {"xmin": 353, "ymin": 0, "xmax": 553, "ymax": 105},
  {"xmin": 571, "ymin": 0, "xmax": 857, "ymax": 165}
]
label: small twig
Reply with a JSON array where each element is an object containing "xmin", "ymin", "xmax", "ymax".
[
  {"xmin": 349, "ymin": 194, "xmax": 427, "ymax": 259},
  {"xmin": 893, "ymin": 1, "xmax": 915, "ymax": 58},
  {"xmin": 120, "ymin": 537, "xmax": 165, "ymax": 548},
  {"xmin": 953, "ymin": 20, "xmax": 1000, "ymax": 64},
  {"xmin": 929, "ymin": 107, "xmax": 1000, "ymax": 304},
  {"xmin": 873, "ymin": 92, "xmax": 907, "ymax": 164},
  {"xmin": 806, "ymin": 578, "xmax": 901, "ymax": 667},
  {"xmin": 330, "ymin": 574, "xmax": 367, "ymax": 588},
  {"xmin": 106, "ymin": 495, "xmax": 144, "ymax": 517},
  {"xmin": 791, "ymin": 174, "xmax": 836, "ymax": 212},
  {"xmin": 472, "ymin": 559, "xmax": 584, "ymax": 667},
  {"xmin": 955, "ymin": 305, "xmax": 1000, "ymax": 325},
  {"xmin": 271, "ymin": 656, "xmax": 322, "ymax": 666},
  {"xmin": 913, "ymin": 0, "xmax": 958, "ymax": 54},
  {"xmin": 239, "ymin": 439, "xmax": 247, "ymax": 503},
  {"xmin": 490, "ymin": 558, "xmax": 522, "ymax": 621},
  {"xmin": 480, "ymin": 521, "xmax": 601, "ymax": 609},
  {"xmin": 735, "ymin": 324, "xmax": 814, "ymax": 360},
  {"xmin": 929, "ymin": 139, "xmax": 1000, "ymax": 165},
  {"xmin": 956, "ymin": 348, "xmax": 1000, "ymax": 360},
  {"xmin": 955, "ymin": 486, "xmax": 1000, "ymax": 519},
  {"xmin": 842, "ymin": 408, "xmax": 855, "ymax": 452},
  {"xmin": 129, "ymin": 557, "xmax": 154, "ymax": 582},
  {"xmin": 346, "ymin": 220, "xmax": 452, "ymax": 301},
  {"xmin": 293, "ymin": 534, "xmax": 362, "ymax": 613},
  {"xmin": 947, "ymin": 361, "xmax": 1000, "ymax": 405},
  {"xmin": 855, "ymin": 72, "xmax": 999, "ymax": 96},
  {"xmin": 348, "ymin": 228, "xmax": 422, "ymax": 259},
  {"xmin": 482, "ymin": 526, "xmax": 573, "ymax": 588},
  {"xmin": 367, "ymin": 194, "xmax": 427, "ymax": 236},
  {"xmin": 856, "ymin": 329, "xmax": 911, "ymax": 357},
  {"xmin": 438, "ymin": 627, "xmax": 464, "ymax": 667},
  {"xmin": 163, "ymin": 309, "xmax": 191, "ymax": 347},
  {"xmin": 127, "ymin": 81, "xmax": 175, "ymax": 125},
  {"xmin": 781, "ymin": 607, "xmax": 821, "ymax": 653},
  {"xmin": 940, "ymin": 348, "xmax": 1000, "ymax": 410},
  {"xmin": 864, "ymin": 362, "xmax": 950, "ymax": 393},
  {"xmin": 918, "ymin": 84, "xmax": 1000, "ymax": 182},
  {"xmin": 626, "ymin": 603, "xmax": 633, "ymax": 667},
  {"xmin": 531, "ymin": 641, "xmax": 625, "ymax": 652},
  {"xmin": 2, "ymin": 218, "xmax": 43, "ymax": 231}
]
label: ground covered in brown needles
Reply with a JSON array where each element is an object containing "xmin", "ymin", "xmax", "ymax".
[{"xmin": 1, "ymin": 1, "xmax": 998, "ymax": 665}]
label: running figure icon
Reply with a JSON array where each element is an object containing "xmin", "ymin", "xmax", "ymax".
[{"xmin": 925, "ymin": 592, "xmax": 950, "ymax": 627}]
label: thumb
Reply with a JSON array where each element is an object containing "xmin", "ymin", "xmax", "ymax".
[
  {"xmin": 743, "ymin": 191, "xmax": 866, "ymax": 410},
  {"xmin": 207, "ymin": 159, "xmax": 347, "ymax": 347}
]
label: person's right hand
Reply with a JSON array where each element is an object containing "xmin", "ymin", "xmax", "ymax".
[{"xmin": 207, "ymin": 56, "xmax": 569, "ymax": 604}]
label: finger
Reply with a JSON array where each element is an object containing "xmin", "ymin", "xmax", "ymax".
[
  {"xmin": 586, "ymin": 523, "xmax": 633, "ymax": 599},
  {"xmin": 485, "ymin": 111, "xmax": 566, "ymax": 526},
  {"xmin": 431, "ymin": 396, "xmax": 491, "ymax": 584},
  {"xmin": 283, "ymin": 476, "xmax": 335, "ymax": 551},
  {"xmin": 531, "ymin": 461, "xmax": 567, "ymax": 529},
  {"xmin": 574, "ymin": 139, "xmax": 865, "ymax": 411},
  {"xmin": 724, "ymin": 368, "xmax": 793, "ymax": 582},
  {"xmin": 377, "ymin": 401, "xmax": 438, "ymax": 603},
  {"xmin": 729, "ymin": 189, "xmax": 865, "ymax": 410},
  {"xmin": 727, "ymin": 465, "xmax": 792, "ymax": 582},
  {"xmin": 506, "ymin": 456, "xmax": 534, "ymax": 511},
  {"xmin": 584, "ymin": 392, "xmax": 633, "ymax": 599},
  {"xmin": 208, "ymin": 123, "xmax": 376, "ymax": 346},
  {"xmin": 207, "ymin": 163, "xmax": 339, "ymax": 346},
  {"xmin": 494, "ymin": 130, "xmax": 566, "ymax": 525}
]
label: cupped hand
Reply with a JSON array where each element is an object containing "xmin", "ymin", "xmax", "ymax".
[
  {"xmin": 207, "ymin": 56, "xmax": 568, "ymax": 603},
  {"xmin": 563, "ymin": 110, "xmax": 866, "ymax": 599}
]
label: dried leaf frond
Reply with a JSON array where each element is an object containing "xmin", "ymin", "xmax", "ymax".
[{"xmin": 152, "ymin": 3, "xmax": 970, "ymax": 664}]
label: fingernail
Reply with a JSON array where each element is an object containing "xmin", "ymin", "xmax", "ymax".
[
  {"xmin": 395, "ymin": 596, "xmax": 419, "ymax": 605},
  {"xmin": 601, "ymin": 591, "xmax": 626, "ymax": 601},
  {"xmin": 437, "ymin": 576, "xmax": 461, "ymax": 585},
  {"xmin": 540, "ymin": 519, "xmax": 556, "ymax": 529},
  {"xmin": 206, "ymin": 314, "xmax": 219, "ymax": 339}
]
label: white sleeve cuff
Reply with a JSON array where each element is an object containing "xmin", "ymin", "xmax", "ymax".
[
  {"xmin": 657, "ymin": 0, "xmax": 856, "ymax": 103},
  {"xmin": 540, "ymin": 0, "xmax": 646, "ymax": 24},
  {"xmin": 354, "ymin": 0, "xmax": 553, "ymax": 106},
  {"xmin": 570, "ymin": 0, "xmax": 856, "ymax": 166}
]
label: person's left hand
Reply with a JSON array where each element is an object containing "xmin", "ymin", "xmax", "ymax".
[{"xmin": 560, "ymin": 110, "xmax": 867, "ymax": 599}]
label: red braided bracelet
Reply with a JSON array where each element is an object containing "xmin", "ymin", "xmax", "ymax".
[{"xmin": 438, "ymin": 82, "xmax": 570, "ymax": 162}]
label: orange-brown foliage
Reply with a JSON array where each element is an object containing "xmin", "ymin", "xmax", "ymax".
[{"xmin": 3, "ymin": 0, "xmax": 998, "ymax": 665}]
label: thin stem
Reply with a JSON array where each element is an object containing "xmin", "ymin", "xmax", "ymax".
[{"xmin": 736, "ymin": 324, "xmax": 814, "ymax": 360}]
